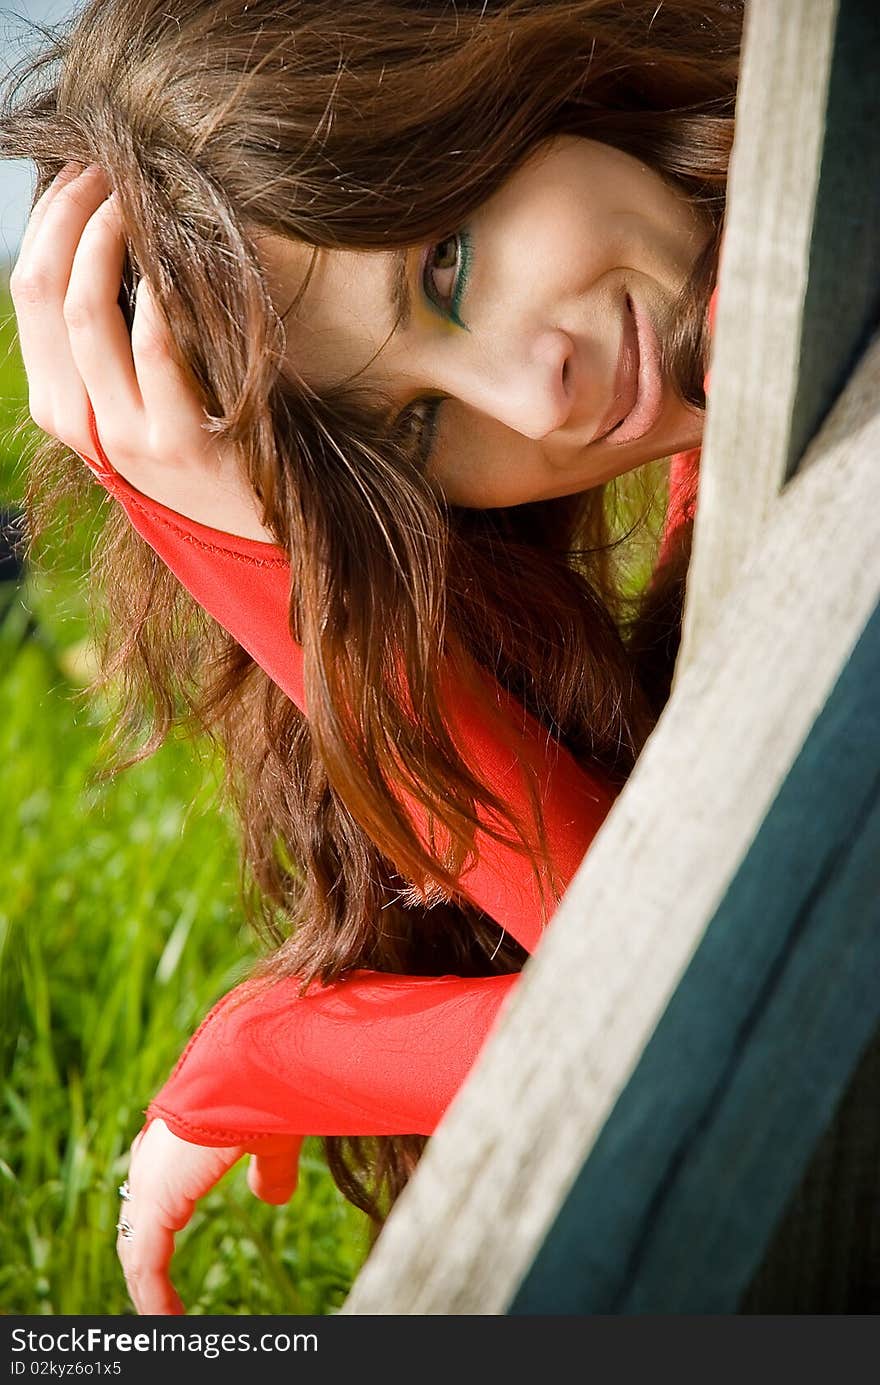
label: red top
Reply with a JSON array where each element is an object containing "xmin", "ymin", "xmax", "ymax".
[{"xmin": 73, "ymin": 288, "xmax": 715, "ymax": 1145}]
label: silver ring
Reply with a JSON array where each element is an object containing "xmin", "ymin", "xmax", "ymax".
[
  {"xmin": 116, "ymin": 1215, "xmax": 134, "ymax": 1240},
  {"xmin": 118, "ymin": 1179, "xmax": 132, "ymax": 1201}
]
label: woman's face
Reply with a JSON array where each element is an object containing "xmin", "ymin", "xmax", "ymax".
[{"xmin": 258, "ymin": 135, "xmax": 713, "ymax": 508}]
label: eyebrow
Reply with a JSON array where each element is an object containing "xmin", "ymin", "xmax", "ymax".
[{"xmin": 389, "ymin": 247, "xmax": 412, "ymax": 334}]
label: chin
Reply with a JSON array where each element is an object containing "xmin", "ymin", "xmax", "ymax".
[
  {"xmin": 640, "ymin": 405, "xmax": 705, "ymax": 464},
  {"xmin": 571, "ymin": 411, "xmax": 705, "ymax": 492}
]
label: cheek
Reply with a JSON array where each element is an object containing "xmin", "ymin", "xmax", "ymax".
[
  {"xmin": 500, "ymin": 192, "xmax": 622, "ymax": 295},
  {"xmin": 428, "ymin": 406, "xmax": 556, "ymax": 508}
]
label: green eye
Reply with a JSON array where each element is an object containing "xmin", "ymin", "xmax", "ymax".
[
  {"xmin": 422, "ymin": 229, "xmax": 472, "ymax": 330},
  {"xmin": 432, "ymin": 236, "xmax": 458, "ymax": 270}
]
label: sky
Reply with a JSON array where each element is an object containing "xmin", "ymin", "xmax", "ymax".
[{"xmin": 0, "ymin": 0, "xmax": 80, "ymax": 265}]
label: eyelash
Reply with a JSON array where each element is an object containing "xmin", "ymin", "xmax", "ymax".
[{"xmin": 398, "ymin": 229, "xmax": 472, "ymax": 468}]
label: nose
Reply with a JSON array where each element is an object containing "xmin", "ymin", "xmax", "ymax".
[{"xmin": 426, "ymin": 326, "xmax": 575, "ymax": 440}]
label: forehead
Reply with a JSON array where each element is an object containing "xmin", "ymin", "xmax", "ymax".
[{"xmin": 255, "ymin": 232, "xmax": 398, "ymax": 391}]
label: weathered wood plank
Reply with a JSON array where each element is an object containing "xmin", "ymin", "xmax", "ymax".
[
  {"xmin": 511, "ymin": 602, "xmax": 880, "ymax": 1312},
  {"xmin": 342, "ymin": 328, "xmax": 880, "ymax": 1314},
  {"xmin": 678, "ymin": 0, "xmax": 839, "ymax": 665}
]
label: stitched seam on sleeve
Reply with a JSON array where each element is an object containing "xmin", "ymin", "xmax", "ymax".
[
  {"xmin": 145, "ymin": 1101, "xmax": 299, "ymax": 1144},
  {"xmin": 145, "ymin": 1099, "xmax": 421, "ymax": 1142},
  {"xmin": 121, "ymin": 491, "xmax": 288, "ymax": 569}
]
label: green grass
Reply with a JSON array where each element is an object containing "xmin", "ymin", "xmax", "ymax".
[{"xmin": 0, "ymin": 281, "xmax": 370, "ymax": 1315}]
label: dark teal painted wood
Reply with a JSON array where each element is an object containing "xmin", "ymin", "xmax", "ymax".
[
  {"xmin": 740, "ymin": 1013, "xmax": 880, "ymax": 1312},
  {"xmin": 510, "ymin": 598, "xmax": 880, "ymax": 1314},
  {"xmin": 786, "ymin": 0, "xmax": 880, "ymax": 479}
]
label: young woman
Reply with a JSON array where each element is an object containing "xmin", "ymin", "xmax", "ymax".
[{"xmin": 3, "ymin": 0, "xmax": 739, "ymax": 1314}]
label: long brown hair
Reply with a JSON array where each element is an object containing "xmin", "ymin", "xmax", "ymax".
[{"xmin": 0, "ymin": 0, "xmax": 740, "ymax": 1226}]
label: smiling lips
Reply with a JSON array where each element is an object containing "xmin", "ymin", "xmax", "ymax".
[
  {"xmin": 591, "ymin": 293, "xmax": 664, "ymax": 446},
  {"xmin": 591, "ymin": 296, "xmax": 640, "ymax": 443}
]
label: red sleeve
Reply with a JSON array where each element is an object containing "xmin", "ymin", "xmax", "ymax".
[
  {"xmin": 76, "ymin": 400, "xmax": 617, "ymax": 957},
  {"xmin": 145, "ymin": 969, "xmax": 520, "ymax": 1142}
]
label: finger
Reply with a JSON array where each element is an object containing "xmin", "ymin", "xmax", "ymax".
[
  {"xmin": 129, "ymin": 1123, "xmax": 150, "ymax": 1160},
  {"xmin": 130, "ymin": 274, "xmax": 212, "ymax": 451},
  {"xmin": 28, "ymin": 161, "xmax": 110, "ymax": 278},
  {"xmin": 129, "ymin": 274, "xmax": 274, "ymax": 535},
  {"xmin": 14, "ymin": 161, "xmax": 84, "ymax": 266},
  {"xmin": 116, "ymin": 1174, "xmax": 192, "ymax": 1315},
  {"xmin": 117, "ymin": 1219, "xmax": 185, "ymax": 1316},
  {"xmin": 65, "ymin": 191, "xmax": 145, "ymax": 449},
  {"xmin": 12, "ymin": 165, "xmax": 115, "ymax": 451},
  {"xmin": 248, "ymin": 1138, "xmax": 304, "ymax": 1205}
]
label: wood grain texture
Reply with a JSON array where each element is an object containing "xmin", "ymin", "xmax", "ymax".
[
  {"xmin": 342, "ymin": 328, "xmax": 880, "ymax": 1314},
  {"xmin": 678, "ymin": 0, "xmax": 838, "ymax": 667},
  {"xmin": 512, "ymin": 601, "xmax": 880, "ymax": 1312}
]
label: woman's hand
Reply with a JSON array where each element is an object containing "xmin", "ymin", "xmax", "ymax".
[
  {"xmin": 10, "ymin": 159, "xmax": 276, "ymax": 542},
  {"xmin": 117, "ymin": 1119, "xmax": 304, "ymax": 1315}
]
